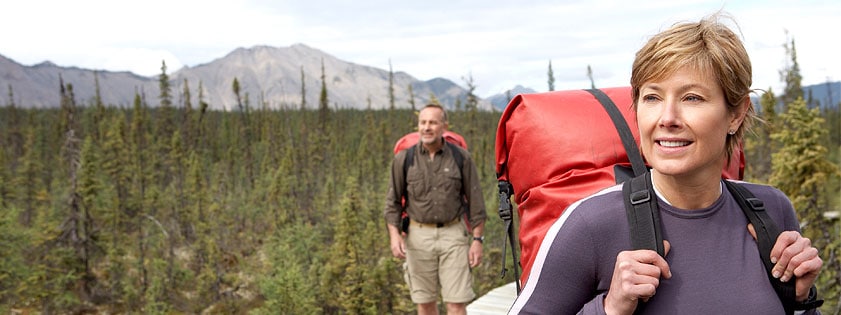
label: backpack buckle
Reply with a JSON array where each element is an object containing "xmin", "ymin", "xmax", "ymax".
[
  {"xmin": 630, "ymin": 190, "xmax": 651, "ymax": 205},
  {"xmin": 745, "ymin": 198, "xmax": 765, "ymax": 211}
]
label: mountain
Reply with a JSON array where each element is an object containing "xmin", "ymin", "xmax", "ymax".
[
  {"xmin": 804, "ymin": 81, "xmax": 841, "ymax": 109},
  {"xmin": 0, "ymin": 54, "xmax": 155, "ymax": 108},
  {"xmin": 486, "ymin": 85, "xmax": 538, "ymax": 110},
  {"xmin": 752, "ymin": 81, "xmax": 841, "ymax": 113},
  {"xmin": 0, "ymin": 44, "xmax": 491, "ymax": 110}
]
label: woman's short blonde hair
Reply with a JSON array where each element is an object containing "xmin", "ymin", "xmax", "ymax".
[{"xmin": 631, "ymin": 12, "xmax": 756, "ymax": 162}]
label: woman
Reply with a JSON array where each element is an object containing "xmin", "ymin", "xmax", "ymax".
[{"xmin": 509, "ymin": 13, "xmax": 823, "ymax": 314}]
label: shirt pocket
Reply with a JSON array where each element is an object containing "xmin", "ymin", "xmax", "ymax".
[
  {"xmin": 440, "ymin": 166, "xmax": 463, "ymax": 193},
  {"xmin": 406, "ymin": 168, "xmax": 426, "ymax": 198}
]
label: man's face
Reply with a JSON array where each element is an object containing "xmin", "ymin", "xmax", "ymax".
[{"xmin": 417, "ymin": 107, "xmax": 447, "ymax": 146}]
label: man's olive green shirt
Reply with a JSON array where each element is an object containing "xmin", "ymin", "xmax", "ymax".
[{"xmin": 384, "ymin": 140, "xmax": 486, "ymax": 230}]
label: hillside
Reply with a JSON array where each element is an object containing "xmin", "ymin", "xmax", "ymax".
[{"xmin": 0, "ymin": 44, "xmax": 491, "ymax": 110}]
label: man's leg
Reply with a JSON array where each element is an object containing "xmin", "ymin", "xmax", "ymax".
[
  {"xmin": 445, "ymin": 302, "xmax": 466, "ymax": 315},
  {"xmin": 406, "ymin": 224, "xmax": 441, "ymax": 311},
  {"xmin": 439, "ymin": 222, "xmax": 475, "ymax": 307},
  {"xmin": 417, "ymin": 302, "xmax": 439, "ymax": 315}
]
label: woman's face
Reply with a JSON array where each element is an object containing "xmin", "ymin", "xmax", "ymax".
[{"xmin": 636, "ymin": 66, "xmax": 742, "ymax": 180}]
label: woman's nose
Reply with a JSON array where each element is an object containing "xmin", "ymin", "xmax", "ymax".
[{"xmin": 658, "ymin": 99, "xmax": 681, "ymax": 128}]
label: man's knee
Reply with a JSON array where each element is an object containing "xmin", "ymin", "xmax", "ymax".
[
  {"xmin": 445, "ymin": 302, "xmax": 466, "ymax": 315},
  {"xmin": 417, "ymin": 302, "xmax": 438, "ymax": 315}
]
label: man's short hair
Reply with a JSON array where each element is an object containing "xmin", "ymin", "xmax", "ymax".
[{"xmin": 421, "ymin": 103, "xmax": 448, "ymax": 122}]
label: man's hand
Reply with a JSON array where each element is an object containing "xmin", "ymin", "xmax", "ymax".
[
  {"xmin": 387, "ymin": 224, "xmax": 406, "ymax": 259},
  {"xmin": 604, "ymin": 240, "xmax": 671, "ymax": 315},
  {"xmin": 747, "ymin": 225, "xmax": 822, "ymax": 301},
  {"xmin": 469, "ymin": 240, "xmax": 483, "ymax": 267}
]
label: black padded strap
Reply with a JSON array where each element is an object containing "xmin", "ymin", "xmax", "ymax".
[
  {"xmin": 497, "ymin": 180, "xmax": 521, "ymax": 294},
  {"xmin": 401, "ymin": 145, "xmax": 416, "ymax": 206},
  {"xmin": 586, "ymin": 89, "xmax": 647, "ymax": 177},
  {"xmin": 724, "ymin": 181, "xmax": 798, "ymax": 315},
  {"xmin": 623, "ymin": 173, "xmax": 665, "ymax": 257}
]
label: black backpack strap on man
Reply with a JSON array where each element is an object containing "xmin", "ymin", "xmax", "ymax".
[
  {"xmin": 623, "ymin": 174, "xmax": 823, "ymax": 314},
  {"xmin": 400, "ymin": 141, "xmax": 465, "ymax": 233}
]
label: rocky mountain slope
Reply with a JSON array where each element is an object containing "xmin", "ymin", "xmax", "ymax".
[{"xmin": 0, "ymin": 44, "xmax": 490, "ymax": 110}]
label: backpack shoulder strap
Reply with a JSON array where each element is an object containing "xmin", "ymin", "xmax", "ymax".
[
  {"xmin": 401, "ymin": 145, "xmax": 417, "ymax": 202},
  {"xmin": 403, "ymin": 145, "xmax": 416, "ymax": 182},
  {"xmin": 586, "ymin": 89, "xmax": 647, "ymax": 177},
  {"xmin": 398, "ymin": 145, "xmax": 417, "ymax": 233},
  {"xmin": 622, "ymin": 172, "xmax": 665, "ymax": 257},
  {"xmin": 445, "ymin": 141, "xmax": 465, "ymax": 175},
  {"xmin": 724, "ymin": 180, "xmax": 800, "ymax": 315}
]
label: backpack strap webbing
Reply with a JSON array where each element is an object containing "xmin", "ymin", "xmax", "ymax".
[
  {"xmin": 586, "ymin": 89, "xmax": 647, "ymax": 176},
  {"xmin": 724, "ymin": 180, "xmax": 800, "ymax": 315},
  {"xmin": 624, "ymin": 174, "xmax": 810, "ymax": 314},
  {"xmin": 497, "ymin": 180, "xmax": 521, "ymax": 293},
  {"xmin": 623, "ymin": 173, "xmax": 665, "ymax": 257}
]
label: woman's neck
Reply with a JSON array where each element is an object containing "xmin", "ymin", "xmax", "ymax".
[{"xmin": 650, "ymin": 170, "xmax": 723, "ymax": 210}]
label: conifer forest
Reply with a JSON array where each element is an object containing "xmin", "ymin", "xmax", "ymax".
[{"xmin": 1, "ymin": 55, "xmax": 840, "ymax": 314}]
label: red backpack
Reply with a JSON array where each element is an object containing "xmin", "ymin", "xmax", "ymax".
[
  {"xmin": 494, "ymin": 87, "xmax": 744, "ymax": 290},
  {"xmin": 393, "ymin": 131, "xmax": 468, "ymax": 154}
]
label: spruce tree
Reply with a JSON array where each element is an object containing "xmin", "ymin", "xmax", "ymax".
[
  {"xmin": 157, "ymin": 61, "xmax": 175, "ymax": 141},
  {"xmin": 300, "ymin": 66, "xmax": 307, "ymax": 110},
  {"xmin": 770, "ymin": 97, "xmax": 840, "ymax": 312},
  {"xmin": 780, "ymin": 36, "xmax": 804, "ymax": 109},
  {"xmin": 319, "ymin": 59, "xmax": 330, "ymax": 128},
  {"xmin": 547, "ymin": 61, "xmax": 555, "ymax": 92},
  {"xmin": 407, "ymin": 83, "xmax": 416, "ymax": 111},
  {"xmin": 745, "ymin": 88, "xmax": 778, "ymax": 182},
  {"xmin": 389, "ymin": 60, "xmax": 396, "ymax": 110}
]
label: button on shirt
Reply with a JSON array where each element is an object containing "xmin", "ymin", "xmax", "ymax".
[{"xmin": 384, "ymin": 141, "xmax": 486, "ymax": 229}]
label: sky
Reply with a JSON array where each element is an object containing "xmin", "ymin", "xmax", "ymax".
[{"xmin": 2, "ymin": 0, "xmax": 839, "ymax": 98}]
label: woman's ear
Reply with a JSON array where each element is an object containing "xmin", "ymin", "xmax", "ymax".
[{"xmin": 729, "ymin": 97, "xmax": 750, "ymax": 132}]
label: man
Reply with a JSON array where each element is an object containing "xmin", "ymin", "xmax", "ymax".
[{"xmin": 384, "ymin": 103, "xmax": 487, "ymax": 315}]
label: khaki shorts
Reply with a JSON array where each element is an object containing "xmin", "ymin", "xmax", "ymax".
[{"xmin": 404, "ymin": 219, "xmax": 475, "ymax": 304}]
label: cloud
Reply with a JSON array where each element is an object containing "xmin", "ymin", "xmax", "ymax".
[{"xmin": 1, "ymin": 0, "xmax": 839, "ymax": 97}]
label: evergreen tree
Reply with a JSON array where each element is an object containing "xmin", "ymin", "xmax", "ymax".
[
  {"xmin": 587, "ymin": 64, "xmax": 596, "ymax": 89},
  {"xmin": 462, "ymin": 73, "xmax": 480, "ymax": 141},
  {"xmin": 407, "ymin": 83, "xmax": 416, "ymax": 111},
  {"xmin": 770, "ymin": 97, "xmax": 840, "ymax": 312},
  {"xmin": 300, "ymin": 66, "xmax": 308, "ymax": 110},
  {"xmin": 389, "ymin": 60, "xmax": 396, "ymax": 110},
  {"xmin": 745, "ymin": 88, "xmax": 778, "ymax": 182},
  {"xmin": 319, "ymin": 59, "xmax": 330, "ymax": 128},
  {"xmin": 0, "ymin": 205, "xmax": 31, "ymax": 310},
  {"xmin": 324, "ymin": 176, "xmax": 375, "ymax": 313},
  {"xmin": 547, "ymin": 61, "xmax": 555, "ymax": 92},
  {"xmin": 92, "ymin": 71, "xmax": 106, "ymax": 142},
  {"xmin": 157, "ymin": 61, "xmax": 176, "ymax": 140},
  {"xmin": 780, "ymin": 35, "xmax": 804, "ymax": 109},
  {"xmin": 196, "ymin": 81, "xmax": 209, "ymax": 151},
  {"xmin": 181, "ymin": 79, "xmax": 194, "ymax": 151}
]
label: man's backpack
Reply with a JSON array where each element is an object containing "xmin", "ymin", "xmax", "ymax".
[
  {"xmin": 494, "ymin": 87, "xmax": 744, "ymax": 291},
  {"xmin": 393, "ymin": 131, "xmax": 468, "ymax": 233}
]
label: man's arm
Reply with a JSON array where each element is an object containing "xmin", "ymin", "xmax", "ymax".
[
  {"xmin": 384, "ymin": 152, "xmax": 407, "ymax": 259},
  {"xmin": 469, "ymin": 221, "xmax": 484, "ymax": 267},
  {"xmin": 387, "ymin": 223, "xmax": 406, "ymax": 259},
  {"xmin": 383, "ymin": 152, "xmax": 406, "ymax": 229}
]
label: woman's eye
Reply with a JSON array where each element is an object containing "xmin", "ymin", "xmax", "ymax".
[
  {"xmin": 684, "ymin": 94, "xmax": 703, "ymax": 102},
  {"xmin": 642, "ymin": 95, "xmax": 659, "ymax": 102}
]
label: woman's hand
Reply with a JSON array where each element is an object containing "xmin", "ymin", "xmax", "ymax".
[
  {"xmin": 604, "ymin": 241, "xmax": 671, "ymax": 315},
  {"xmin": 747, "ymin": 225, "xmax": 822, "ymax": 301}
]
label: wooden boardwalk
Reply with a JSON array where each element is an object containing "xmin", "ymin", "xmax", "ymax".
[{"xmin": 466, "ymin": 282, "xmax": 517, "ymax": 314}]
